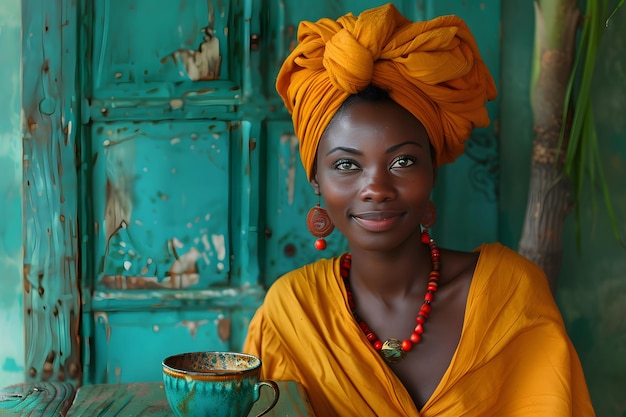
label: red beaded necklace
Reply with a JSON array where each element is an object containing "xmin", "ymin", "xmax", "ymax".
[{"xmin": 340, "ymin": 229, "xmax": 440, "ymax": 364}]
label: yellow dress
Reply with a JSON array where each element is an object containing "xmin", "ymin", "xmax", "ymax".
[{"xmin": 244, "ymin": 243, "xmax": 595, "ymax": 416}]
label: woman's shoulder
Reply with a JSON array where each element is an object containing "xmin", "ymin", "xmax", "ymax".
[
  {"xmin": 439, "ymin": 242, "xmax": 549, "ymax": 295},
  {"xmin": 469, "ymin": 242, "xmax": 554, "ymax": 304},
  {"xmin": 475, "ymin": 242, "xmax": 546, "ymax": 278}
]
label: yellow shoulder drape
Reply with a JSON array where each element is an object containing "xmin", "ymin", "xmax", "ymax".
[{"xmin": 244, "ymin": 243, "xmax": 595, "ymax": 416}]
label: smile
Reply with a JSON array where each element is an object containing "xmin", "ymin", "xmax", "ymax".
[{"xmin": 351, "ymin": 211, "xmax": 404, "ymax": 232}]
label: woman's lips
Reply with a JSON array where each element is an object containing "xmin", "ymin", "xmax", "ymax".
[{"xmin": 351, "ymin": 211, "xmax": 404, "ymax": 232}]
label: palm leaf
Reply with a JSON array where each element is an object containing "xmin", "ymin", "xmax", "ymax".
[
  {"xmin": 606, "ymin": 0, "xmax": 626, "ymax": 26},
  {"xmin": 559, "ymin": 0, "xmax": 624, "ymax": 249}
]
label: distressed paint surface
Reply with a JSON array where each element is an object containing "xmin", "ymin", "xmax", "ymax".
[
  {"xmin": 87, "ymin": 0, "xmax": 241, "ymax": 122},
  {"xmin": 0, "ymin": 0, "xmax": 25, "ymax": 387},
  {"xmin": 92, "ymin": 121, "xmax": 233, "ymax": 289},
  {"xmin": 21, "ymin": 0, "xmax": 82, "ymax": 384},
  {"xmin": 78, "ymin": 0, "xmax": 265, "ymax": 384}
]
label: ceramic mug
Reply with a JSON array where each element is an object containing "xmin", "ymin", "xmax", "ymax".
[{"xmin": 162, "ymin": 351, "xmax": 279, "ymax": 417}]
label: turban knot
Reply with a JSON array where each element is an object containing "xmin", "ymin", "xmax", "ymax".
[
  {"xmin": 324, "ymin": 30, "xmax": 374, "ymax": 94},
  {"xmin": 277, "ymin": 3, "xmax": 498, "ymax": 179}
]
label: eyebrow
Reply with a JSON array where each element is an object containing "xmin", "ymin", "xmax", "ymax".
[
  {"xmin": 387, "ymin": 141, "xmax": 424, "ymax": 153},
  {"xmin": 325, "ymin": 141, "xmax": 423, "ymax": 157}
]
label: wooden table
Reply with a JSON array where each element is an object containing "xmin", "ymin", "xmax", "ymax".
[{"xmin": 0, "ymin": 380, "xmax": 315, "ymax": 416}]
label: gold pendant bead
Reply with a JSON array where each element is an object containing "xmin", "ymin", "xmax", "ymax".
[{"xmin": 380, "ymin": 339, "xmax": 406, "ymax": 364}]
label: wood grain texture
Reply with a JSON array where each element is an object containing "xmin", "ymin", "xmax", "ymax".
[
  {"xmin": 0, "ymin": 382, "xmax": 75, "ymax": 416},
  {"xmin": 66, "ymin": 380, "xmax": 314, "ymax": 416}
]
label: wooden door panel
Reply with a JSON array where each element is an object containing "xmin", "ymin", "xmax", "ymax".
[
  {"xmin": 91, "ymin": 309, "xmax": 233, "ymax": 383},
  {"xmin": 81, "ymin": 0, "xmax": 262, "ymax": 382},
  {"xmin": 90, "ymin": 121, "xmax": 232, "ymax": 291},
  {"xmin": 86, "ymin": 0, "xmax": 249, "ymax": 121},
  {"xmin": 92, "ymin": 0, "xmax": 229, "ymax": 84}
]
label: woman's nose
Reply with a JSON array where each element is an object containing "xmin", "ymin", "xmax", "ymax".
[{"xmin": 360, "ymin": 169, "xmax": 396, "ymax": 203}]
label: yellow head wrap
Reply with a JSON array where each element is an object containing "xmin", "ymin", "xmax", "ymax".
[{"xmin": 276, "ymin": 3, "xmax": 498, "ymax": 180}]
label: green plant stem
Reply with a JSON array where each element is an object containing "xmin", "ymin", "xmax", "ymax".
[{"xmin": 559, "ymin": 0, "xmax": 624, "ymax": 248}]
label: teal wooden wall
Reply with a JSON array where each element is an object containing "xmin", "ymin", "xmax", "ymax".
[
  {"xmin": 500, "ymin": 2, "xmax": 626, "ymax": 416},
  {"xmin": 0, "ymin": 0, "xmax": 25, "ymax": 386}
]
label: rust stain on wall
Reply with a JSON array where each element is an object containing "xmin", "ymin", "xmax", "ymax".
[{"xmin": 217, "ymin": 317, "xmax": 231, "ymax": 342}]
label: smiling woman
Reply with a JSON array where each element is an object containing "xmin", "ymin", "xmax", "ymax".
[{"xmin": 242, "ymin": 3, "xmax": 595, "ymax": 416}]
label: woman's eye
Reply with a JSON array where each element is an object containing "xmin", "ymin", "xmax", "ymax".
[
  {"xmin": 391, "ymin": 156, "xmax": 415, "ymax": 168},
  {"xmin": 334, "ymin": 159, "xmax": 358, "ymax": 171}
]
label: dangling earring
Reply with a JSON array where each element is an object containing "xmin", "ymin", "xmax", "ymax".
[
  {"xmin": 420, "ymin": 200, "xmax": 436, "ymax": 244},
  {"xmin": 307, "ymin": 202, "xmax": 334, "ymax": 250},
  {"xmin": 420, "ymin": 200, "xmax": 436, "ymax": 230}
]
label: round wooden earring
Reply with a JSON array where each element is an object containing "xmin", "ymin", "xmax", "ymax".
[{"xmin": 306, "ymin": 203, "xmax": 334, "ymax": 250}]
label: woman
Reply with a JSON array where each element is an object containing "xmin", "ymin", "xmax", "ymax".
[{"xmin": 244, "ymin": 4, "xmax": 594, "ymax": 416}]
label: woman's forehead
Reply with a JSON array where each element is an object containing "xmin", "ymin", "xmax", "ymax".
[{"xmin": 319, "ymin": 100, "xmax": 430, "ymax": 149}]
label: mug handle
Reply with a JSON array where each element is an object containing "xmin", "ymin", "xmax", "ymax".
[{"xmin": 254, "ymin": 380, "xmax": 280, "ymax": 417}]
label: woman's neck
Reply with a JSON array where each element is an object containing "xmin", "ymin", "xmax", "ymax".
[{"xmin": 346, "ymin": 239, "xmax": 433, "ymax": 300}]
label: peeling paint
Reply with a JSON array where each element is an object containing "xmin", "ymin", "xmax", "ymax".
[
  {"xmin": 95, "ymin": 312, "xmax": 111, "ymax": 342},
  {"xmin": 161, "ymin": 27, "xmax": 221, "ymax": 81},
  {"xmin": 211, "ymin": 234, "xmax": 226, "ymax": 261},
  {"xmin": 94, "ymin": 121, "xmax": 232, "ymax": 292},
  {"xmin": 178, "ymin": 319, "xmax": 209, "ymax": 338}
]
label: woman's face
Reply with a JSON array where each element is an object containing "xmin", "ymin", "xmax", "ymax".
[{"xmin": 311, "ymin": 99, "xmax": 436, "ymax": 252}]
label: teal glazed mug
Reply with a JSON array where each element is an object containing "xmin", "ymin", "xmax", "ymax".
[{"xmin": 162, "ymin": 351, "xmax": 280, "ymax": 417}]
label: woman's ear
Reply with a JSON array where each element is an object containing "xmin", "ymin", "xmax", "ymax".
[
  {"xmin": 310, "ymin": 174, "xmax": 321, "ymax": 195},
  {"xmin": 309, "ymin": 160, "xmax": 321, "ymax": 195}
]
